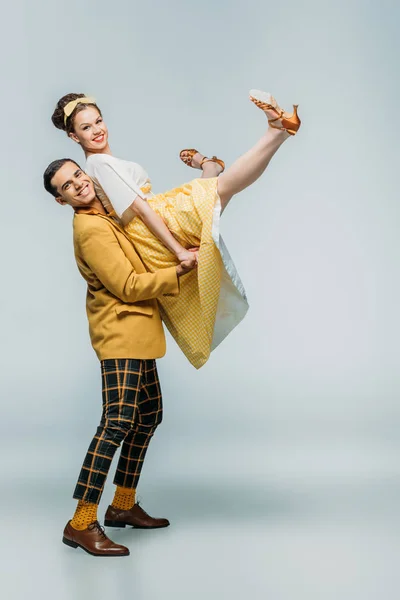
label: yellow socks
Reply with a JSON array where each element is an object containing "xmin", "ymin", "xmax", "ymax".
[
  {"xmin": 70, "ymin": 500, "xmax": 98, "ymax": 530},
  {"xmin": 70, "ymin": 488, "xmax": 135, "ymax": 529},
  {"xmin": 111, "ymin": 486, "xmax": 136, "ymax": 511}
]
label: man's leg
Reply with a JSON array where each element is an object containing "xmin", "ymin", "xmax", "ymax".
[
  {"xmin": 70, "ymin": 358, "xmax": 144, "ymax": 528},
  {"xmin": 105, "ymin": 359, "xmax": 169, "ymax": 528}
]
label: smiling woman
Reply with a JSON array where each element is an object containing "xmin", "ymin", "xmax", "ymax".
[
  {"xmin": 51, "ymin": 90, "xmax": 296, "ymax": 367},
  {"xmin": 67, "ymin": 103, "xmax": 109, "ymax": 155},
  {"xmin": 52, "ymin": 94, "xmax": 103, "ymax": 137}
]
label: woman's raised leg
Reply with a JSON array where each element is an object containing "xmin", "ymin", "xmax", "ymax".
[
  {"xmin": 217, "ymin": 127, "xmax": 289, "ymax": 211},
  {"xmin": 217, "ymin": 91, "xmax": 300, "ymax": 211}
]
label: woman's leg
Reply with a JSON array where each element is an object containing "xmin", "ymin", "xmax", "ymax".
[
  {"xmin": 217, "ymin": 126, "xmax": 290, "ymax": 212},
  {"xmin": 201, "ymin": 160, "xmax": 222, "ymax": 179},
  {"xmin": 180, "ymin": 150, "xmax": 223, "ymax": 179}
]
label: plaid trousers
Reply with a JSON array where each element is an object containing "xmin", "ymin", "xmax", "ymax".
[{"xmin": 73, "ymin": 358, "xmax": 163, "ymax": 504}]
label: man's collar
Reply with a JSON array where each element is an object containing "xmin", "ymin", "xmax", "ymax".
[{"xmin": 75, "ymin": 205, "xmax": 116, "ymax": 217}]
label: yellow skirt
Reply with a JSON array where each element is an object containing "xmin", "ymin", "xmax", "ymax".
[{"xmin": 124, "ymin": 177, "xmax": 247, "ymax": 369}]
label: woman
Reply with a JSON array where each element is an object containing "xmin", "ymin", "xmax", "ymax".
[{"xmin": 51, "ymin": 90, "xmax": 300, "ymax": 368}]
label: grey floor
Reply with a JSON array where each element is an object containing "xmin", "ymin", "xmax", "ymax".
[{"xmin": 2, "ymin": 425, "xmax": 399, "ymax": 600}]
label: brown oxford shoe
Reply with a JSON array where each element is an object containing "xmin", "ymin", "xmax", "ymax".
[
  {"xmin": 104, "ymin": 503, "xmax": 170, "ymax": 529},
  {"xmin": 62, "ymin": 520, "xmax": 130, "ymax": 556}
]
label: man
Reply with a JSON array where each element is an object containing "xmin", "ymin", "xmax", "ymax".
[{"xmin": 43, "ymin": 159, "xmax": 195, "ymax": 557}]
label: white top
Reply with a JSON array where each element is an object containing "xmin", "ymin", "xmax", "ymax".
[{"xmin": 85, "ymin": 153, "xmax": 151, "ymax": 218}]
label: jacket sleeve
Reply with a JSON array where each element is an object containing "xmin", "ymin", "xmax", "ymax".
[{"xmin": 77, "ymin": 222, "xmax": 179, "ymax": 303}]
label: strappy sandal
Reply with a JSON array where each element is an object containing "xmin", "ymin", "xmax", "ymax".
[
  {"xmin": 249, "ymin": 90, "xmax": 301, "ymax": 136},
  {"xmin": 200, "ymin": 156, "xmax": 225, "ymax": 172},
  {"xmin": 180, "ymin": 149, "xmax": 225, "ymax": 172}
]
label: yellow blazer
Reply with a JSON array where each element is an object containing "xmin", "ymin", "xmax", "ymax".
[{"xmin": 73, "ymin": 208, "xmax": 179, "ymax": 361}]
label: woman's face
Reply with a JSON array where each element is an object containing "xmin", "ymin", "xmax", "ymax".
[{"xmin": 69, "ymin": 106, "xmax": 109, "ymax": 153}]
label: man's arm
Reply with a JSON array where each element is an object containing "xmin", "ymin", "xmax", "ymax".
[{"xmin": 77, "ymin": 222, "xmax": 189, "ymax": 303}]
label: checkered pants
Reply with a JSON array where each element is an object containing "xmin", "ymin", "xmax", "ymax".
[{"xmin": 73, "ymin": 359, "xmax": 163, "ymax": 504}]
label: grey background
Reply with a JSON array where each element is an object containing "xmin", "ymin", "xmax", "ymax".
[{"xmin": 1, "ymin": 0, "xmax": 399, "ymax": 598}]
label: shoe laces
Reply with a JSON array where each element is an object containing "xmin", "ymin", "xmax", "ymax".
[{"xmin": 88, "ymin": 521, "xmax": 107, "ymax": 538}]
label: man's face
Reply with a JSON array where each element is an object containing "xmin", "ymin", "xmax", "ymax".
[{"xmin": 52, "ymin": 161, "xmax": 97, "ymax": 208}]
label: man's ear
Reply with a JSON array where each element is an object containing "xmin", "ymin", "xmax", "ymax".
[
  {"xmin": 69, "ymin": 131, "xmax": 80, "ymax": 144},
  {"xmin": 55, "ymin": 196, "xmax": 67, "ymax": 206}
]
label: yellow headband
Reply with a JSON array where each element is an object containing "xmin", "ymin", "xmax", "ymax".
[{"xmin": 63, "ymin": 96, "xmax": 96, "ymax": 126}]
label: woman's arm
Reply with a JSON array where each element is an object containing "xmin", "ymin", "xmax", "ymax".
[
  {"xmin": 89, "ymin": 155, "xmax": 197, "ymax": 265},
  {"xmin": 131, "ymin": 197, "xmax": 197, "ymax": 264}
]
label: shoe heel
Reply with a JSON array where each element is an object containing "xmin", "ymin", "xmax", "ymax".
[
  {"xmin": 104, "ymin": 520, "xmax": 126, "ymax": 528},
  {"xmin": 62, "ymin": 536, "xmax": 78, "ymax": 548},
  {"xmin": 283, "ymin": 105, "xmax": 301, "ymax": 135}
]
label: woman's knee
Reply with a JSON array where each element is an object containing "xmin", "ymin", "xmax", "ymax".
[{"xmin": 216, "ymin": 177, "xmax": 232, "ymax": 212}]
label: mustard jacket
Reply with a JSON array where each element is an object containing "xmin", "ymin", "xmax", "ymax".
[{"xmin": 73, "ymin": 209, "xmax": 179, "ymax": 360}]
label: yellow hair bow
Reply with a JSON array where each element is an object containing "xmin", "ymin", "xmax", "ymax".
[{"xmin": 63, "ymin": 96, "xmax": 96, "ymax": 125}]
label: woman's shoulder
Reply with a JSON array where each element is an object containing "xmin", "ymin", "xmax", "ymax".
[
  {"xmin": 86, "ymin": 153, "xmax": 142, "ymax": 172},
  {"xmin": 86, "ymin": 153, "xmax": 124, "ymax": 166}
]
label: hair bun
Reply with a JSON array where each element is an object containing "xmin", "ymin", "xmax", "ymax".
[{"xmin": 51, "ymin": 93, "xmax": 86, "ymax": 131}]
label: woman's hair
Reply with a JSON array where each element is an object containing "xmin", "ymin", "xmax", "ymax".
[
  {"xmin": 43, "ymin": 158, "xmax": 81, "ymax": 197},
  {"xmin": 51, "ymin": 93, "xmax": 101, "ymax": 135}
]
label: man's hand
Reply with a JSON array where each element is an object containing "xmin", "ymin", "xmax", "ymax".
[
  {"xmin": 176, "ymin": 248, "xmax": 198, "ymax": 267},
  {"xmin": 176, "ymin": 247, "xmax": 199, "ymax": 277}
]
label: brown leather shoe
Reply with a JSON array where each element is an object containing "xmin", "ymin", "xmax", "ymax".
[
  {"xmin": 62, "ymin": 520, "xmax": 129, "ymax": 556},
  {"xmin": 104, "ymin": 504, "xmax": 170, "ymax": 529}
]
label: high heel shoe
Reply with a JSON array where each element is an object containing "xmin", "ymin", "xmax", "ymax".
[
  {"xmin": 249, "ymin": 90, "xmax": 301, "ymax": 136},
  {"xmin": 179, "ymin": 149, "xmax": 225, "ymax": 172},
  {"xmin": 179, "ymin": 148, "xmax": 199, "ymax": 167}
]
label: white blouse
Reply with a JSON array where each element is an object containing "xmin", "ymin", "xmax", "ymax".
[{"xmin": 85, "ymin": 153, "xmax": 151, "ymax": 218}]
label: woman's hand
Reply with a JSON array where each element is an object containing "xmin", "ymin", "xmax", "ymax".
[
  {"xmin": 176, "ymin": 248, "xmax": 198, "ymax": 267},
  {"xmin": 132, "ymin": 197, "xmax": 200, "ymax": 267}
]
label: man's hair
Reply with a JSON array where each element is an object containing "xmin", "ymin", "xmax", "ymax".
[{"xmin": 43, "ymin": 158, "xmax": 82, "ymax": 197}]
